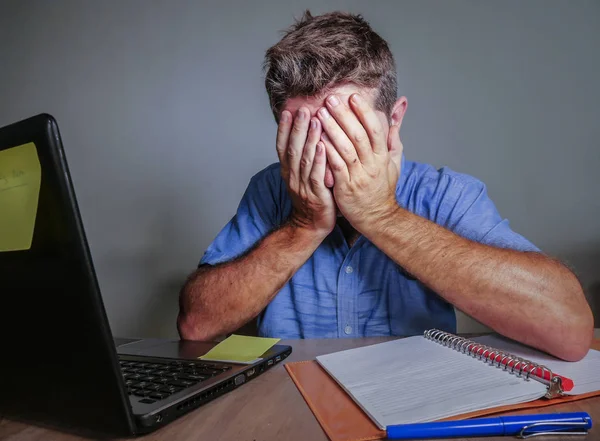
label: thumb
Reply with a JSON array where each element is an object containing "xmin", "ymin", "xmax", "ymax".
[{"xmin": 387, "ymin": 123, "xmax": 403, "ymax": 171}]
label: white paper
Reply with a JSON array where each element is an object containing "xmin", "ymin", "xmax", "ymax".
[{"xmin": 316, "ymin": 336, "xmax": 547, "ymax": 428}]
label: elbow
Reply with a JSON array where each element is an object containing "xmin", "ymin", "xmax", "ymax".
[
  {"xmin": 177, "ymin": 312, "xmax": 199, "ymax": 341},
  {"xmin": 177, "ymin": 281, "xmax": 218, "ymax": 342},
  {"xmin": 552, "ymin": 293, "xmax": 595, "ymax": 362},
  {"xmin": 545, "ymin": 269, "xmax": 595, "ymax": 361},
  {"xmin": 558, "ymin": 333, "xmax": 593, "ymax": 362},
  {"xmin": 558, "ymin": 308, "xmax": 594, "ymax": 362},
  {"xmin": 177, "ymin": 310, "xmax": 219, "ymax": 342}
]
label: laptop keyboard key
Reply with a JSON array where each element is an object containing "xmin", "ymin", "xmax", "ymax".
[
  {"xmin": 178, "ymin": 374, "xmax": 206, "ymax": 382},
  {"xmin": 196, "ymin": 369, "xmax": 221, "ymax": 376},
  {"xmin": 124, "ymin": 373, "xmax": 141, "ymax": 380},
  {"xmin": 133, "ymin": 390, "xmax": 150, "ymax": 397},
  {"xmin": 167, "ymin": 379, "xmax": 194, "ymax": 387},
  {"xmin": 159, "ymin": 385, "xmax": 183, "ymax": 394},
  {"xmin": 140, "ymin": 376, "xmax": 156, "ymax": 382}
]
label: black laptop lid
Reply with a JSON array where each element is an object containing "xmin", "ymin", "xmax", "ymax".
[{"xmin": 0, "ymin": 114, "xmax": 136, "ymax": 435}]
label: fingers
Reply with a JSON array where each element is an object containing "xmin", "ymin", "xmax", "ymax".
[
  {"xmin": 309, "ymin": 141, "xmax": 328, "ymax": 197},
  {"xmin": 300, "ymin": 118, "xmax": 322, "ymax": 184},
  {"xmin": 349, "ymin": 93, "xmax": 387, "ymax": 155},
  {"xmin": 287, "ymin": 107, "xmax": 311, "ymax": 190},
  {"xmin": 317, "ymin": 107, "xmax": 360, "ymax": 170},
  {"xmin": 276, "ymin": 110, "xmax": 292, "ymax": 173},
  {"xmin": 324, "ymin": 164, "xmax": 334, "ymax": 188},
  {"xmin": 324, "ymin": 95, "xmax": 373, "ymax": 164},
  {"xmin": 320, "ymin": 130, "xmax": 349, "ymax": 183}
]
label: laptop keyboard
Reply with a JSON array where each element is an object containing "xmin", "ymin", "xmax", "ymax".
[{"xmin": 119, "ymin": 359, "xmax": 232, "ymax": 404}]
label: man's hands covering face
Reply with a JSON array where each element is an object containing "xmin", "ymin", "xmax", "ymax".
[
  {"xmin": 317, "ymin": 93, "xmax": 403, "ymax": 233},
  {"xmin": 277, "ymin": 93, "xmax": 402, "ymax": 237},
  {"xmin": 277, "ymin": 108, "xmax": 337, "ymax": 238}
]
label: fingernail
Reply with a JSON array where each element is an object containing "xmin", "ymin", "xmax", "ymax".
[
  {"xmin": 351, "ymin": 94, "xmax": 362, "ymax": 104},
  {"xmin": 319, "ymin": 108, "xmax": 331, "ymax": 119},
  {"xmin": 311, "ymin": 119, "xmax": 318, "ymax": 129},
  {"xmin": 281, "ymin": 112, "xmax": 290, "ymax": 123},
  {"xmin": 321, "ymin": 132, "xmax": 330, "ymax": 142},
  {"xmin": 297, "ymin": 109, "xmax": 306, "ymax": 121},
  {"xmin": 316, "ymin": 142, "xmax": 324, "ymax": 154},
  {"xmin": 327, "ymin": 95, "xmax": 340, "ymax": 107}
]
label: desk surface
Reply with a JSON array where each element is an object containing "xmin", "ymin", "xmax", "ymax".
[{"xmin": 2, "ymin": 332, "xmax": 600, "ymax": 441}]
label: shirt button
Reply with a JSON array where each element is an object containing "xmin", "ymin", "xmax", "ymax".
[
  {"xmin": 344, "ymin": 325, "xmax": 352, "ymax": 335},
  {"xmin": 345, "ymin": 266, "xmax": 354, "ymax": 274}
]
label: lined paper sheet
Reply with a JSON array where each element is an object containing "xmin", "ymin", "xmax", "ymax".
[
  {"xmin": 473, "ymin": 335, "xmax": 600, "ymax": 395},
  {"xmin": 316, "ymin": 336, "xmax": 547, "ymax": 429}
]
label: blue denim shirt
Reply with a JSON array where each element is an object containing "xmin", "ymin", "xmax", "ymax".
[{"xmin": 200, "ymin": 157, "xmax": 539, "ymax": 339}]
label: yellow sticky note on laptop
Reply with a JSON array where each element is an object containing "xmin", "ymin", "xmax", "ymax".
[
  {"xmin": 0, "ymin": 143, "xmax": 42, "ymax": 252},
  {"xmin": 199, "ymin": 335, "xmax": 280, "ymax": 364}
]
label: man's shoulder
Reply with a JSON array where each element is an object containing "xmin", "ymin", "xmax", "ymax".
[
  {"xmin": 399, "ymin": 160, "xmax": 493, "ymax": 224},
  {"xmin": 403, "ymin": 159, "xmax": 486, "ymax": 195},
  {"xmin": 247, "ymin": 162, "xmax": 283, "ymax": 190},
  {"xmin": 250, "ymin": 162, "xmax": 281, "ymax": 181}
]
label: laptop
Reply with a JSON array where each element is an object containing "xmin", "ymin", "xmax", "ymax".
[{"xmin": 0, "ymin": 114, "xmax": 292, "ymax": 436}]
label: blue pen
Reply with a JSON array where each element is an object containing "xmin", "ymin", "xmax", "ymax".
[{"xmin": 386, "ymin": 412, "xmax": 592, "ymax": 439}]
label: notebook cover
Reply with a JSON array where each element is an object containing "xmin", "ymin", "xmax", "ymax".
[{"xmin": 285, "ymin": 339, "xmax": 600, "ymax": 441}]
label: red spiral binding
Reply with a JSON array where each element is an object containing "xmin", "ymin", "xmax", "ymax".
[{"xmin": 424, "ymin": 329, "xmax": 571, "ymax": 396}]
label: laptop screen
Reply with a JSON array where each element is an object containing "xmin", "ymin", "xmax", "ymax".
[
  {"xmin": 0, "ymin": 128, "xmax": 95, "ymax": 328},
  {"xmin": 0, "ymin": 115, "xmax": 134, "ymax": 434}
]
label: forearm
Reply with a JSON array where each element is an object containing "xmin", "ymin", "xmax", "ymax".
[
  {"xmin": 178, "ymin": 223, "xmax": 324, "ymax": 341},
  {"xmin": 366, "ymin": 206, "xmax": 593, "ymax": 361}
]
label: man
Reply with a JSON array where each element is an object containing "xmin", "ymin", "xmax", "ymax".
[{"xmin": 178, "ymin": 11, "xmax": 593, "ymax": 361}]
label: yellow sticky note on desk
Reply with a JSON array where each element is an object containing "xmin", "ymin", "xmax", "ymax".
[
  {"xmin": 200, "ymin": 334, "xmax": 280, "ymax": 364},
  {"xmin": 0, "ymin": 143, "xmax": 42, "ymax": 252}
]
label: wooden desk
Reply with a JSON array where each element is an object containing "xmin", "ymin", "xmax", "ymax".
[{"xmin": 2, "ymin": 334, "xmax": 600, "ymax": 441}]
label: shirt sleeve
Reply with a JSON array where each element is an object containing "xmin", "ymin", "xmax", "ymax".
[
  {"xmin": 199, "ymin": 164, "xmax": 287, "ymax": 266},
  {"xmin": 433, "ymin": 171, "xmax": 540, "ymax": 252}
]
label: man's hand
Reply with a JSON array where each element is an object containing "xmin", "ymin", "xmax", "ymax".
[
  {"xmin": 317, "ymin": 93, "xmax": 403, "ymax": 234},
  {"xmin": 277, "ymin": 107, "xmax": 336, "ymax": 237}
]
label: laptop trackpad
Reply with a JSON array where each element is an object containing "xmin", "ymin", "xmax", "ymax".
[
  {"xmin": 113, "ymin": 337, "xmax": 143, "ymax": 348},
  {"xmin": 116, "ymin": 338, "xmax": 217, "ymax": 359}
]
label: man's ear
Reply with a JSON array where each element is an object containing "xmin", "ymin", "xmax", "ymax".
[
  {"xmin": 387, "ymin": 97, "xmax": 407, "ymax": 171},
  {"xmin": 390, "ymin": 96, "xmax": 408, "ymax": 129}
]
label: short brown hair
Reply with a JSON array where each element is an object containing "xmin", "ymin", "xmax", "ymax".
[{"xmin": 264, "ymin": 10, "xmax": 397, "ymax": 122}]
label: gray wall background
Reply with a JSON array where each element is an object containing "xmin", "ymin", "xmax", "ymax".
[{"xmin": 0, "ymin": 0, "xmax": 598, "ymax": 338}]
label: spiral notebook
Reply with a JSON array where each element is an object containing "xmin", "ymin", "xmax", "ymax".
[{"xmin": 285, "ymin": 331, "xmax": 600, "ymax": 441}]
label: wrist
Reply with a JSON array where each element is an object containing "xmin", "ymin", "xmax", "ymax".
[
  {"xmin": 360, "ymin": 200, "xmax": 405, "ymax": 239},
  {"xmin": 284, "ymin": 218, "xmax": 330, "ymax": 246}
]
